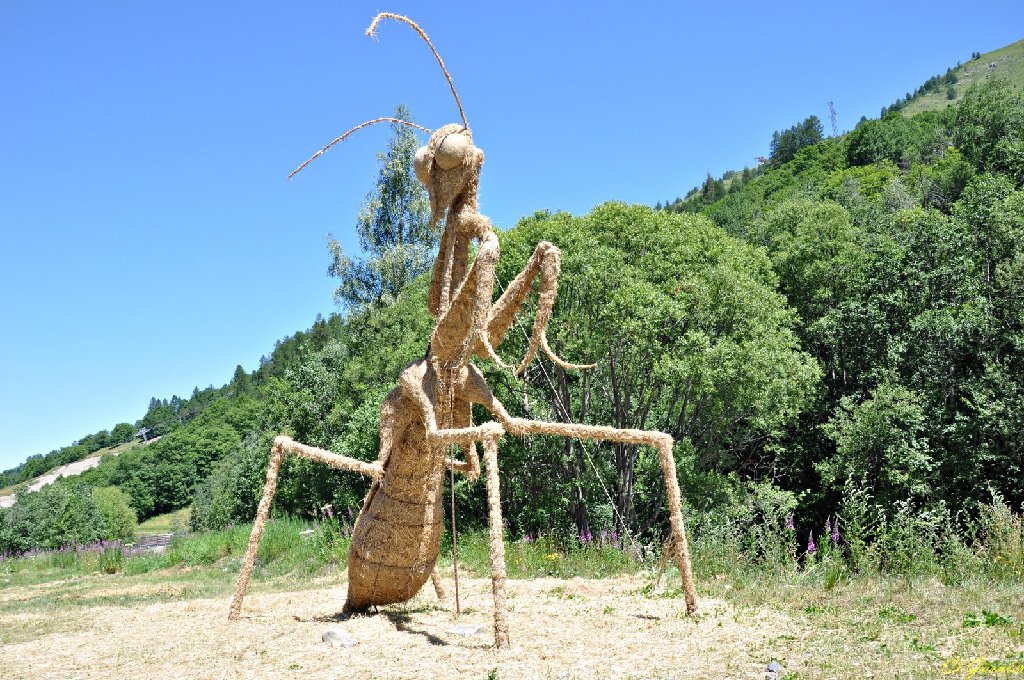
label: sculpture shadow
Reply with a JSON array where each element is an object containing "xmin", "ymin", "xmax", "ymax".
[
  {"xmin": 307, "ymin": 608, "xmax": 448, "ymax": 646},
  {"xmin": 383, "ymin": 611, "xmax": 449, "ymax": 646}
]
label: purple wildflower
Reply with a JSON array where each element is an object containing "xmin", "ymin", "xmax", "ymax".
[
  {"xmin": 523, "ymin": 534, "xmax": 533, "ymax": 544},
  {"xmin": 830, "ymin": 518, "xmax": 840, "ymax": 544},
  {"xmin": 807, "ymin": 530, "xmax": 817, "ymax": 556},
  {"xmin": 786, "ymin": 513, "xmax": 795, "ymax": 531}
]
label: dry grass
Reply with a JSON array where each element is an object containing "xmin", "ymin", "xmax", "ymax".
[
  {"xmin": 2, "ymin": 573, "xmax": 793, "ymax": 679},
  {"xmin": 1, "ymin": 565, "xmax": 1021, "ymax": 679}
]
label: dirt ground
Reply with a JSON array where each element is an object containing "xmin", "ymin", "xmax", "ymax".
[{"xmin": 0, "ymin": 575, "xmax": 803, "ymax": 679}]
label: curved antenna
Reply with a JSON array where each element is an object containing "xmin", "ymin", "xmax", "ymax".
[
  {"xmin": 289, "ymin": 117, "xmax": 430, "ymax": 179},
  {"xmin": 366, "ymin": 13, "xmax": 468, "ymax": 130}
]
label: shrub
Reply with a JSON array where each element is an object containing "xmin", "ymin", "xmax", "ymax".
[
  {"xmin": 92, "ymin": 487, "xmax": 137, "ymax": 542},
  {"xmin": 685, "ymin": 476, "xmax": 799, "ymax": 576},
  {"xmin": 99, "ymin": 544, "xmax": 126, "ymax": 574},
  {"xmin": 847, "ymin": 116, "xmax": 920, "ymax": 167},
  {"xmin": 191, "ymin": 434, "xmax": 272, "ymax": 532},
  {"xmin": 1, "ymin": 482, "xmax": 106, "ymax": 553},
  {"xmin": 819, "ymin": 380, "xmax": 933, "ymax": 510},
  {"xmin": 978, "ymin": 491, "xmax": 1024, "ymax": 580}
]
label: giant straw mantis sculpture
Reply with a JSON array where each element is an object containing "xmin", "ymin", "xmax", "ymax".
[{"xmin": 229, "ymin": 12, "xmax": 698, "ymax": 650}]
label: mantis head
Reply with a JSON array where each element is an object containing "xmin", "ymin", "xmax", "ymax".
[{"xmin": 414, "ymin": 125, "xmax": 484, "ymax": 229}]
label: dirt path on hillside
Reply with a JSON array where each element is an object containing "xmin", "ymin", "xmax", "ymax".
[
  {"xmin": 0, "ymin": 575, "xmax": 804, "ymax": 679},
  {"xmin": 0, "ymin": 440, "xmax": 156, "ymax": 508},
  {"xmin": 0, "ymin": 457, "xmax": 105, "ymax": 509}
]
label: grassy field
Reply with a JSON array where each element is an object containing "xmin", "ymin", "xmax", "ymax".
[
  {"xmin": 136, "ymin": 507, "xmax": 192, "ymax": 536},
  {"xmin": 902, "ymin": 38, "xmax": 1024, "ymax": 116},
  {"xmin": 1, "ymin": 522, "xmax": 1021, "ymax": 679}
]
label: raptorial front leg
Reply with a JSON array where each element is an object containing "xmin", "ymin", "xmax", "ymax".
[
  {"xmin": 473, "ymin": 240, "xmax": 594, "ymax": 375},
  {"xmin": 227, "ymin": 436, "xmax": 383, "ymax": 620},
  {"xmin": 444, "ymin": 443, "xmax": 481, "ymax": 481},
  {"xmin": 430, "ymin": 226, "xmax": 499, "ymax": 366}
]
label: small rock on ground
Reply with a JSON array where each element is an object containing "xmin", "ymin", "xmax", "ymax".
[
  {"xmin": 447, "ymin": 623, "xmax": 484, "ymax": 637},
  {"xmin": 322, "ymin": 629, "xmax": 357, "ymax": 648}
]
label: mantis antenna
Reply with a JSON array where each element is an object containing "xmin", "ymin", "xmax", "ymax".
[
  {"xmin": 366, "ymin": 12, "xmax": 468, "ymax": 130},
  {"xmin": 289, "ymin": 12, "xmax": 470, "ymax": 179},
  {"xmin": 289, "ymin": 117, "xmax": 430, "ymax": 179}
]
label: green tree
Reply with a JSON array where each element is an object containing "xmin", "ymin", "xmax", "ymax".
[
  {"xmin": 752, "ymin": 198, "xmax": 869, "ymax": 392},
  {"xmin": 230, "ymin": 364, "xmax": 251, "ymax": 395},
  {"xmin": 2, "ymin": 482, "xmax": 106, "ymax": 551},
  {"xmin": 92, "ymin": 486, "xmax": 137, "ymax": 542},
  {"xmin": 191, "ymin": 434, "xmax": 274, "ymax": 531},
  {"xmin": 700, "ymin": 173, "xmax": 724, "ymax": 202},
  {"xmin": 327, "ymin": 104, "xmax": 435, "ymax": 310},
  {"xmin": 953, "ymin": 79, "xmax": 1024, "ymax": 169},
  {"xmin": 110, "ymin": 422, "xmax": 135, "ymax": 445},
  {"xmin": 846, "ymin": 115, "xmax": 919, "ymax": 167},
  {"xmin": 123, "ymin": 421, "xmax": 243, "ymax": 518},
  {"xmin": 493, "ymin": 203, "xmax": 819, "ymax": 535},
  {"xmin": 820, "ymin": 380, "xmax": 933, "ymax": 507},
  {"xmin": 770, "ymin": 115, "xmax": 824, "ymax": 167}
]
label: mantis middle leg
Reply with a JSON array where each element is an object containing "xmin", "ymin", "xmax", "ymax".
[{"xmin": 462, "ymin": 366, "xmax": 699, "ymax": 616}]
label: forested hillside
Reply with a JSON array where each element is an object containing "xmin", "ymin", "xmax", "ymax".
[
  {"xmin": 673, "ymin": 77, "xmax": 1024, "ymax": 522},
  {"xmin": 2, "ymin": 60, "xmax": 1022, "ymax": 563}
]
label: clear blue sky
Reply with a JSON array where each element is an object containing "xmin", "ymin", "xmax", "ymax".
[{"xmin": 2, "ymin": 1, "xmax": 1022, "ymax": 471}]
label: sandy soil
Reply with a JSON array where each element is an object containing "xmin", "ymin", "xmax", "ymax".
[{"xmin": 0, "ymin": 575, "xmax": 804, "ymax": 679}]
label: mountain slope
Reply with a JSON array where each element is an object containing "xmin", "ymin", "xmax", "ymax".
[{"xmin": 902, "ymin": 38, "xmax": 1024, "ymax": 115}]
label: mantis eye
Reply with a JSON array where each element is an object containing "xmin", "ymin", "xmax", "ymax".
[
  {"xmin": 435, "ymin": 132, "xmax": 471, "ymax": 170},
  {"xmin": 414, "ymin": 145, "xmax": 431, "ymax": 185}
]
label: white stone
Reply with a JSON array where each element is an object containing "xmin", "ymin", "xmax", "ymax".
[
  {"xmin": 322, "ymin": 628, "xmax": 357, "ymax": 648},
  {"xmin": 447, "ymin": 623, "xmax": 484, "ymax": 637}
]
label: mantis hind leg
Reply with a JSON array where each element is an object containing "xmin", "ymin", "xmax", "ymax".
[
  {"xmin": 228, "ymin": 442, "xmax": 285, "ymax": 620},
  {"xmin": 228, "ymin": 436, "xmax": 383, "ymax": 620}
]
